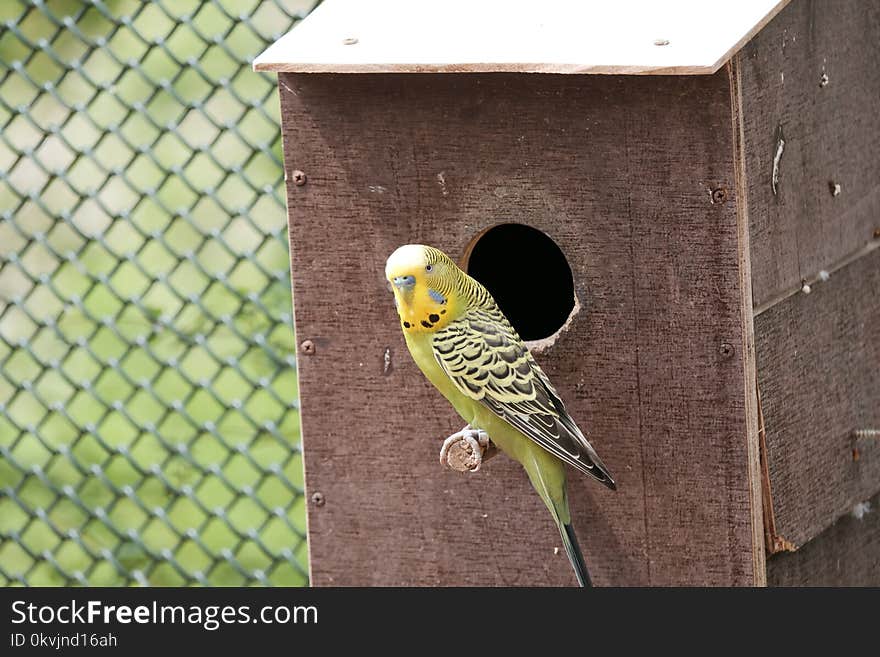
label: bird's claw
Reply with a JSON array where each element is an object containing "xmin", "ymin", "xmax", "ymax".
[{"xmin": 440, "ymin": 425, "xmax": 491, "ymax": 472}]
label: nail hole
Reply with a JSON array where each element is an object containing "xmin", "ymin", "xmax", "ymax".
[{"xmin": 462, "ymin": 224, "xmax": 575, "ymax": 341}]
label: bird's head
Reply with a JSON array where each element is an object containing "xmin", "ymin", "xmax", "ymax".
[{"xmin": 385, "ymin": 244, "xmax": 460, "ymax": 332}]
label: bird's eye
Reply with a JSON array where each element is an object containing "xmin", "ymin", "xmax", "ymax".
[{"xmin": 425, "ymin": 264, "xmax": 433, "ymax": 273}]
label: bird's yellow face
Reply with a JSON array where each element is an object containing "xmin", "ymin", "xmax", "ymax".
[{"xmin": 385, "ymin": 244, "xmax": 458, "ymax": 333}]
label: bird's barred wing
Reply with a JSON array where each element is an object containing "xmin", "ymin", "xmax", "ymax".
[{"xmin": 432, "ymin": 311, "xmax": 615, "ymax": 489}]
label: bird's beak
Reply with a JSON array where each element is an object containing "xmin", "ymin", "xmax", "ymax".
[{"xmin": 392, "ymin": 275, "xmax": 416, "ymax": 291}]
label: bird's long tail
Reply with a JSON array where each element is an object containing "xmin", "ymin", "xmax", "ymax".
[
  {"xmin": 523, "ymin": 449, "xmax": 593, "ymax": 587},
  {"xmin": 559, "ymin": 521, "xmax": 591, "ymax": 587}
]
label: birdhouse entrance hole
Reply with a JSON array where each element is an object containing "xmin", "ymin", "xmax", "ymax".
[{"xmin": 463, "ymin": 223, "xmax": 575, "ymax": 342}]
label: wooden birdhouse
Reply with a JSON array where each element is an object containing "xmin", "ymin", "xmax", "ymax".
[{"xmin": 255, "ymin": 0, "xmax": 880, "ymax": 586}]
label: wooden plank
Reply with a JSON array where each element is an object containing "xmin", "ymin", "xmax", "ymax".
[
  {"xmin": 767, "ymin": 491, "xmax": 880, "ymax": 586},
  {"xmin": 739, "ymin": 0, "xmax": 880, "ymax": 309},
  {"xmin": 279, "ymin": 71, "xmax": 760, "ymax": 585},
  {"xmin": 729, "ymin": 58, "xmax": 768, "ymax": 585},
  {"xmin": 255, "ymin": 0, "xmax": 791, "ymax": 75},
  {"xmin": 755, "ymin": 248, "xmax": 880, "ymax": 551}
]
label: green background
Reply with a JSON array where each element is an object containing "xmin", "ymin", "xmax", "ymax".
[{"xmin": 0, "ymin": 0, "xmax": 317, "ymax": 586}]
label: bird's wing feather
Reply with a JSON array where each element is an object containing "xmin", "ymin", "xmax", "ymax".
[{"xmin": 432, "ymin": 308, "xmax": 615, "ymax": 488}]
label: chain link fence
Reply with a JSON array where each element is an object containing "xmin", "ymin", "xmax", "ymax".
[{"xmin": 0, "ymin": 0, "xmax": 317, "ymax": 586}]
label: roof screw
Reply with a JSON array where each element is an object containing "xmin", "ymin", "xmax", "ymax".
[
  {"xmin": 342, "ymin": 37, "xmax": 358, "ymax": 45},
  {"xmin": 292, "ymin": 170, "xmax": 307, "ymax": 186},
  {"xmin": 654, "ymin": 39, "xmax": 670, "ymax": 46},
  {"xmin": 719, "ymin": 342, "xmax": 734, "ymax": 359},
  {"xmin": 829, "ymin": 181, "xmax": 841, "ymax": 197},
  {"xmin": 711, "ymin": 187, "xmax": 729, "ymax": 204},
  {"xmin": 311, "ymin": 492, "xmax": 325, "ymax": 506},
  {"xmin": 300, "ymin": 339, "xmax": 315, "ymax": 355}
]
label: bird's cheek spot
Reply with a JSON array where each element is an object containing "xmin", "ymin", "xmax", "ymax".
[
  {"xmin": 428, "ymin": 313, "xmax": 440, "ymax": 323},
  {"xmin": 403, "ymin": 321, "xmax": 411, "ymax": 329}
]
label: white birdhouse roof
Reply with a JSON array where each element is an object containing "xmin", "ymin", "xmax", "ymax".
[{"xmin": 254, "ymin": 0, "xmax": 791, "ymax": 75}]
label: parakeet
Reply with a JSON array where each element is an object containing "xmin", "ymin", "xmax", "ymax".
[{"xmin": 385, "ymin": 244, "xmax": 616, "ymax": 587}]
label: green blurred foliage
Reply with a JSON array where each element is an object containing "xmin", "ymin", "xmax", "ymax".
[{"xmin": 0, "ymin": 0, "xmax": 318, "ymax": 586}]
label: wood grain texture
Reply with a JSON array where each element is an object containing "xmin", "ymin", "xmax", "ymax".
[
  {"xmin": 755, "ymin": 248, "xmax": 880, "ymax": 550},
  {"xmin": 739, "ymin": 0, "xmax": 880, "ymax": 309},
  {"xmin": 767, "ymin": 491, "xmax": 880, "ymax": 586},
  {"xmin": 279, "ymin": 71, "xmax": 758, "ymax": 585},
  {"xmin": 728, "ymin": 58, "xmax": 767, "ymax": 584},
  {"xmin": 255, "ymin": 0, "xmax": 791, "ymax": 75}
]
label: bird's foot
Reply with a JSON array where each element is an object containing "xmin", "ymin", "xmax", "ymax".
[{"xmin": 440, "ymin": 426, "xmax": 494, "ymax": 472}]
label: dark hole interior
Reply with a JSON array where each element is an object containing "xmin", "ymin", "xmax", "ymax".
[{"xmin": 465, "ymin": 223, "xmax": 575, "ymax": 341}]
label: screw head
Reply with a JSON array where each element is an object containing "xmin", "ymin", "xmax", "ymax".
[
  {"xmin": 292, "ymin": 170, "xmax": 307, "ymax": 186},
  {"xmin": 719, "ymin": 342, "xmax": 734, "ymax": 359},
  {"xmin": 311, "ymin": 492, "xmax": 325, "ymax": 506},
  {"xmin": 300, "ymin": 339, "xmax": 315, "ymax": 355},
  {"xmin": 711, "ymin": 187, "xmax": 729, "ymax": 204}
]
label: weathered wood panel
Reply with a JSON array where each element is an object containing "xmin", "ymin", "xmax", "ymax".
[
  {"xmin": 756, "ymin": 248, "xmax": 880, "ymax": 550},
  {"xmin": 739, "ymin": 0, "xmax": 880, "ymax": 310},
  {"xmin": 768, "ymin": 491, "xmax": 880, "ymax": 586},
  {"xmin": 279, "ymin": 71, "xmax": 759, "ymax": 585}
]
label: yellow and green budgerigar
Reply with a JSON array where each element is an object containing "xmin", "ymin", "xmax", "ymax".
[{"xmin": 385, "ymin": 244, "xmax": 616, "ymax": 587}]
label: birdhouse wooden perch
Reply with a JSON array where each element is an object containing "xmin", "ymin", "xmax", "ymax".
[{"xmin": 255, "ymin": 0, "xmax": 880, "ymax": 586}]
